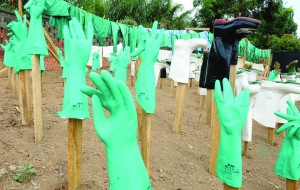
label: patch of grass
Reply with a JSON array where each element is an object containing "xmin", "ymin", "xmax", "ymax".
[{"xmin": 13, "ymin": 165, "xmax": 37, "ymax": 183}]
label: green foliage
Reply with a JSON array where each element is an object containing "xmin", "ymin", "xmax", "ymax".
[
  {"xmin": 192, "ymin": 0, "xmax": 299, "ymax": 52},
  {"xmin": 0, "ymin": 0, "xmax": 29, "ymax": 11},
  {"xmin": 13, "ymin": 165, "xmax": 37, "ymax": 184}
]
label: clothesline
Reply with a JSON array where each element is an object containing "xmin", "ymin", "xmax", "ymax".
[{"xmin": 43, "ymin": 0, "xmax": 271, "ymax": 60}]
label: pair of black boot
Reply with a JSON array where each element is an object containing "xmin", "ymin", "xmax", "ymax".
[{"xmin": 199, "ymin": 17, "xmax": 261, "ymax": 89}]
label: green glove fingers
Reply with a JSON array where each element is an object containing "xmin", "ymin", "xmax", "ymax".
[
  {"xmin": 24, "ymin": 0, "xmax": 48, "ymax": 56},
  {"xmin": 1, "ymin": 40, "xmax": 15, "ymax": 68},
  {"xmin": 7, "ymin": 13, "xmax": 33, "ymax": 71},
  {"xmin": 114, "ymin": 46, "xmax": 131, "ymax": 83},
  {"xmin": 7, "ymin": 11, "xmax": 27, "ymax": 41},
  {"xmin": 135, "ymin": 21, "xmax": 164, "ymax": 113},
  {"xmin": 57, "ymin": 17, "xmax": 93, "ymax": 119},
  {"xmin": 274, "ymin": 100, "xmax": 300, "ymax": 180},
  {"xmin": 81, "ymin": 70, "xmax": 151, "ymax": 189},
  {"xmin": 214, "ymin": 78, "xmax": 250, "ymax": 188},
  {"xmin": 131, "ymin": 25, "xmax": 146, "ymax": 58},
  {"xmin": 268, "ymin": 70, "xmax": 278, "ymax": 81}
]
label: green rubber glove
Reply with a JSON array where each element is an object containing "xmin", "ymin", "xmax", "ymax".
[
  {"xmin": 92, "ymin": 51, "xmax": 100, "ymax": 71},
  {"xmin": 24, "ymin": 0, "xmax": 48, "ymax": 56},
  {"xmin": 0, "ymin": 39, "xmax": 15, "ymax": 68},
  {"xmin": 131, "ymin": 25, "xmax": 147, "ymax": 59},
  {"xmin": 80, "ymin": 71, "xmax": 151, "ymax": 190},
  {"xmin": 57, "ymin": 17, "xmax": 93, "ymax": 119},
  {"xmin": 135, "ymin": 21, "xmax": 164, "ymax": 113},
  {"xmin": 214, "ymin": 78, "xmax": 250, "ymax": 188},
  {"xmin": 108, "ymin": 53, "xmax": 117, "ymax": 72},
  {"xmin": 7, "ymin": 11, "xmax": 32, "ymax": 73},
  {"xmin": 274, "ymin": 100, "xmax": 300, "ymax": 180},
  {"xmin": 268, "ymin": 70, "xmax": 278, "ymax": 81},
  {"xmin": 114, "ymin": 46, "xmax": 131, "ymax": 83}
]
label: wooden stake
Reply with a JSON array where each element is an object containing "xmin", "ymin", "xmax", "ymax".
[
  {"xmin": 68, "ymin": 119, "xmax": 83, "ymax": 190},
  {"xmin": 208, "ymin": 93, "xmax": 219, "ymax": 176},
  {"xmin": 242, "ymin": 141, "xmax": 249, "ymax": 157},
  {"xmin": 0, "ymin": 67, "xmax": 7, "ymax": 75},
  {"xmin": 140, "ymin": 110, "xmax": 152, "ymax": 174},
  {"xmin": 206, "ymin": 89, "xmax": 213, "ymax": 126},
  {"xmin": 229, "ymin": 65, "xmax": 237, "ymax": 95},
  {"xmin": 18, "ymin": 70, "xmax": 31, "ymax": 126},
  {"xmin": 173, "ymin": 83, "xmax": 187, "ymax": 133},
  {"xmin": 32, "ymin": 55, "xmax": 43, "ymax": 142},
  {"xmin": 18, "ymin": 0, "xmax": 23, "ymax": 17},
  {"xmin": 224, "ymin": 183, "xmax": 240, "ymax": 190},
  {"xmin": 10, "ymin": 69, "xmax": 16, "ymax": 93},
  {"xmin": 15, "ymin": 73, "xmax": 19, "ymax": 98},
  {"xmin": 286, "ymin": 179, "xmax": 298, "ymax": 190},
  {"xmin": 242, "ymin": 39, "xmax": 248, "ymax": 66},
  {"xmin": 200, "ymin": 95, "xmax": 206, "ymax": 109},
  {"xmin": 131, "ymin": 75, "xmax": 134, "ymax": 87},
  {"xmin": 267, "ymin": 127, "xmax": 275, "ymax": 145},
  {"xmin": 7, "ymin": 67, "xmax": 12, "ymax": 89},
  {"xmin": 137, "ymin": 104, "xmax": 144, "ymax": 143},
  {"xmin": 276, "ymin": 122, "xmax": 285, "ymax": 138},
  {"xmin": 158, "ymin": 78, "xmax": 163, "ymax": 89}
]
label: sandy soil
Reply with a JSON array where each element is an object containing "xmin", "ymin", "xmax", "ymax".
[{"xmin": 0, "ymin": 69, "xmax": 289, "ymax": 190}]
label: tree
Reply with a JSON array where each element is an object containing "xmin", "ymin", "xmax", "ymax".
[{"xmin": 192, "ymin": 0, "xmax": 299, "ymax": 51}]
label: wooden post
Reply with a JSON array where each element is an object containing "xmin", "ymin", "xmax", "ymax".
[
  {"xmin": 224, "ymin": 183, "xmax": 240, "ymax": 190},
  {"xmin": 206, "ymin": 89, "xmax": 213, "ymax": 126},
  {"xmin": 0, "ymin": 67, "xmax": 7, "ymax": 75},
  {"xmin": 15, "ymin": 73, "xmax": 19, "ymax": 98},
  {"xmin": 7, "ymin": 67, "xmax": 12, "ymax": 89},
  {"xmin": 18, "ymin": 0, "xmax": 23, "ymax": 17},
  {"xmin": 11, "ymin": 69, "xmax": 16, "ymax": 93},
  {"xmin": 173, "ymin": 83, "xmax": 187, "ymax": 133},
  {"xmin": 140, "ymin": 110, "xmax": 152, "ymax": 174},
  {"xmin": 200, "ymin": 95, "xmax": 206, "ymax": 109},
  {"xmin": 286, "ymin": 179, "xmax": 298, "ymax": 190},
  {"xmin": 189, "ymin": 78, "xmax": 193, "ymax": 88},
  {"xmin": 135, "ymin": 58, "xmax": 143, "ymax": 142},
  {"xmin": 68, "ymin": 119, "xmax": 83, "ymax": 190},
  {"xmin": 159, "ymin": 78, "xmax": 163, "ymax": 89},
  {"xmin": 32, "ymin": 55, "xmax": 43, "ymax": 142},
  {"xmin": 209, "ymin": 93, "xmax": 219, "ymax": 176},
  {"xmin": 276, "ymin": 122, "xmax": 285, "ymax": 137},
  {"xmin": 18, "ymin": 70, "xmax": 31, "ymax": 126},
  {"xmin": 137, "ymin": 104, "xmax": 144, "ymax": 143},
  {"xmin": 229, "ymin": 65, "xmax": 237, "ymax": 95},
  {"xmin": 131, "ymin": 76, "xmax": 134, "ymax": 87},
  {"xmin": 242, "ymin": 141, "xmax": 249, "ymax": 157},
  {"xmin": 242, "ymin": 39, "xmax": 248, "ymax": 66},
  {"xmin": 267, "ymin": 127, "xmax": 275, "ymax": 145}
]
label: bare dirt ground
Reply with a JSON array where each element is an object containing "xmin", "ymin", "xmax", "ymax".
[{"xmin": 0, "ymin": 69, "xmax": 290, "ymax": 190}]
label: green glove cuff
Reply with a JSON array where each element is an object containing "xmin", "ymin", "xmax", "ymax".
[{"xmin": 106, "ymin": 144, "xmax": 152, "ymax": 190}]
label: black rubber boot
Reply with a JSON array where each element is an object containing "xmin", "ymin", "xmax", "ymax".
[{"xmin": 199, "ymin": 17, "xmax": 260, "ymax": 89}]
